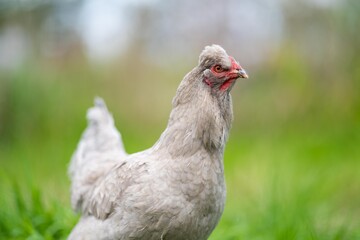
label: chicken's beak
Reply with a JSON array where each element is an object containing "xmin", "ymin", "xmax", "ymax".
[{"xmin": 238, "ymin": 69, "xmax": 249, "ymax": 79}]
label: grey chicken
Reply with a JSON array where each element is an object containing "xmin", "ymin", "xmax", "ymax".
[{"xmin": 68, "ymin": 45, "xmax": 248, "ymax": 240}]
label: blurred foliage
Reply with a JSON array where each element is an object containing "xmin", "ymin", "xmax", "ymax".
[{"xmin": 0, "ymin": 0, "xmax": 360, "ymax": 239}]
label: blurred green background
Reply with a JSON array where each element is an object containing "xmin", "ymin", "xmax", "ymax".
[{"xmin": 0, "ymin": 0, "xmax": 359, "ymax": 239}]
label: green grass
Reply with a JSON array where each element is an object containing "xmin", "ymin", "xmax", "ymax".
[
  {"xmin": 0, "ymin": 52, "xmax": 359, "ymax": 239},
  {"xmin": 1, "ymin": 126, "xmax": 359, "ymax": 239},
  {"xmin": 211, "ymin": 129, "xmax": 360, "ymax": 240},
  {"xmin": 0, "ymin": 182, "xmax": 77, "ymax": 240}
]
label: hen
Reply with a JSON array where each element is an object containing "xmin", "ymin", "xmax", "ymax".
[{"xmin": 68, "ymin": 45, "xmax": 248, "ymax": 240}]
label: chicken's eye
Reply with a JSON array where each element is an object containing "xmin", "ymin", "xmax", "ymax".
[{"xmin": 213, "ymin": 65, "xmax": 224, "ymax": 73}]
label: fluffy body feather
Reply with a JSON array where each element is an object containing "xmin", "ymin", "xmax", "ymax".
[{"xmin": 68, "ymin": 45, "xmax": 248, "ymax": 240}]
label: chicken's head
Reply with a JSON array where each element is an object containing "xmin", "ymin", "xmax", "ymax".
[{"xmin": 199, "ymin": 45, "xmax": 248, "ymax": 92}]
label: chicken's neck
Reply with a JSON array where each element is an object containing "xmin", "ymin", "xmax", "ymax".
[{"xmin": 153, "ymin": 68, "xmax": 233, "ymax": 159}]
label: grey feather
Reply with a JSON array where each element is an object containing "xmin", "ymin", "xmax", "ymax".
[{"xmin": 68, "ymin": 45, "xmax": 247, "ymax": 240}]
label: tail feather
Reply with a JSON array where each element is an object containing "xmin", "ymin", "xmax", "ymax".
[
  {"xmin": 87, "ymin": 97, "xmax": 113, "ymax": 126},
  {"xmin": 69, "ymin": 97, "xmax": 127, "ymax": 211}
]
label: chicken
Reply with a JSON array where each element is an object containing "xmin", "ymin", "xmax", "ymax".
[{"xmin": 68, "ymin": 45, "xmax": 248, "ymax": 240}]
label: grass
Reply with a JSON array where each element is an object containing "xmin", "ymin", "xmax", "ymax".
[
  {"xmin": 0, "ymin": 182, "xmax": 77, "ymax": 240},
  {"xmin": 1, "ymin": 125, "xmax": 359, "ymax": 240},
  {"xmin": 0, "ymin": 53, "xmax": 359, "ymax": 239},
  {"xmin": 213, "ymin": 130, "xmax": 360, "ymax": 240}
]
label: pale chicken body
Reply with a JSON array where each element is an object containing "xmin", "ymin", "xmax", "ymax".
[{"xmin": 68, "ymin": 45, "xmax": 248, "ymax": 240}]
